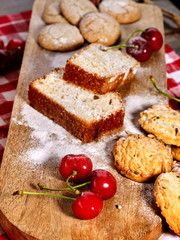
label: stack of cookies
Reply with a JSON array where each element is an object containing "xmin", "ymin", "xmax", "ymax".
[
  {"xmin": 113, "ymin": 104, "xmax": 180, "ymax": 236},
  {"xmin": 38, "ymin": 0, "xmax": 141, "ymax": 51},
  {"xmin": 139, "ymin": 104, "xmax": 180, "ymax": 236}
]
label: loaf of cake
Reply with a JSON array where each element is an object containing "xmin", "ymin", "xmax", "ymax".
[
  {"xmin": 28, "ymin": 68, "xmax": 125, "ymax": 143},
  {"xmin": 63, "ymin": 43, "xmax": 140, "ymax": 94}
]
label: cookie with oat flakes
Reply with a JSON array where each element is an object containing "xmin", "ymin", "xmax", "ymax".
[
  {"xmin": 154, "ymin": 172, "xmax": 180, "ymax": 236},
  {"xmin": 113, "ymin": 134, "xmax": 173, "ymax": 182},
  {"xmin": 139, "ymin": 104, "xmax": 180, "ymax": 146}
]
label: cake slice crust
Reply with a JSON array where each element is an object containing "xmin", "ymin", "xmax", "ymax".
[
  {"xmin": 28, "ymin": 68, "xmax": 125, "ymax": 142},
  {"xmin": 63, "ymin": 43, "xmax": 140, "ymax": 94}
]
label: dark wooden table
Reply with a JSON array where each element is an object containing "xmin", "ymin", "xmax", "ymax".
[{"xmin": 0, "ymin": 0, "xmax": 180, "ymax": 55}]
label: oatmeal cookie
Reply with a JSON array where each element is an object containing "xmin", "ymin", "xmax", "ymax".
[
  {"xmin": 79, "ymin": 12, "xmax": 121, "ymax": 46},
  {"xmin": 113, "ymin": 134, "xmax": 173, "ymax": 182},
  {"xmin": 171, "ymin": 145, "xmax": 180, "ymax": 161},
  {"xmin": 139, "ymin": 104, "xmax": 180, "ymax": 146},
  {"xmin": 42, "ymin": 0, "xmax": 68, "ymax": 24},
  {"xmin": 99, "ymin": 0, "xmax": 141, "ymax": 24},
  {"xmin": 60, "ymin": 0, "xmax": 98, "ymax": 25},
  {"xmin": 154, "ymin": 172, "xmax": 180, "ymax": 236},
  {"xmin": 38, "ymin": 23, "xmax": 84, "ymax": 51}
]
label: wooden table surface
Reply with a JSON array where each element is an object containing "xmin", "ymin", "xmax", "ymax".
[{"xmin": 0, "ymin": 0, "xmax": 180, "ymax": 55}]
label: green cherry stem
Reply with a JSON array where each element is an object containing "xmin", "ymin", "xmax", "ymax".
[
  {"xmin": 105, "ymin": 44, "xmax": 138, "ymax": 51},
  {"xmin": 13, "ymin": 190, "xmax": 76, "ymax": 201},
  {"xmin": 38, "ymin": 181, "xmax": 91, "ymax": 191},
  {"xmin": 150, "ymin": 76, "xmax": 180, "ymax": 102},
  {"xmin": 124, "ymin": 29, "xmax": 145, "ymax": 45},
  {"xmin": 66, "ymin": 171, "xmax": 81, "ymax": 195},
  {"xmin": 105, "ymin": 29, "xmax": 145, "ymax": 51}
]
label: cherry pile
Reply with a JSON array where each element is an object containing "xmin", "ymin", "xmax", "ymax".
[
  {"xmin": 13, "ymin": 154, "xmax": 117, "ymax": 220},
  {"xmin": 107, "ymin": 27, "xmax": 163, "ymax": 62},
  {"xmin": 0, "ymin": 38, "xmax": 25, "ymax": 74}
]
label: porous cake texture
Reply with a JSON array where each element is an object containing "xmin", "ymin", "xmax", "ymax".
[
  {"xmin": 63, "ymin": 43, "xmax": 140, "ymax": 94},
  {"xmin": 28, "ymin": 68, "xmax": 125, "ymax": 142}
]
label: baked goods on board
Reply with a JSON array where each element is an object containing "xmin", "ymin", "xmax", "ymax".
[
  {"xmin": 99, "ymin": 0, "xmax": 141, "ymax": 24},
  {"xmin": 139, "ymin": 104, "xmax": 180, "ymax": 146},
  {"xmin": 113, "ymin": 134, "xmax": 173, "ymax": 182},
  {"xmin": 60, "ymin": 0, "xmax": 98, "ymax": 25},
  {"xmin": 38, "ymin": 23, "xmax": 84, "ymax": 51},
  {"xmin": 42, "ymin": 0, "xmax": 68, "ymax": 24},
  {"xmin": 28, "ymin": 68, "xmax": 125, "ymax": 143},
  {"xmin": 154, "ymin": 172, "xmax": 180, "ymax": 236},
  {"xmin": 79, "ymin": 12, "xmax": 121, "ymax": 46},
  {"xmin": 28, "ymin": 0, "xmax": 179, "ymax": 236},
  {"xmin": 63, "ymin": 43, "xmax": 140, "ymax": 94},
  {"xmin": 39, "ymin": 0, "xmax": 142, "ymax": 51}
]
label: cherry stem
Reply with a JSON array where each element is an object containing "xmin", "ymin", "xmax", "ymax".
[
  {"xmin": 105, "ymin": 29, "xmax": 145, "ymax": 51},
  {"xmin": 66, "ymin": 171, "xmax": 81, "ymax": 195},
  {"xmin": 124, "ymin": 29, "xmax": 145, "ymax": 45},
  {"xmin": 105, "ymin": 44, "xmax": 138, "ymax": 51},
  {"xmin": 150, "ymin": 76, "xmax": 180, "ymax": 102},
  {"xmin": 13, "ymin": 190, "xmax": 76, "ymax": 201},
  {"xmin": 6, "ymin": 49, "xmax": 17, "ymax": 55},
  {"xmin": 38, "ymin": 181, "xmax": 91, "ymax": 191}
]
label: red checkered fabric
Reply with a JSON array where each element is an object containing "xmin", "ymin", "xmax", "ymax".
[
  {"xmin": 0, "ymin": 11, "xmax": 31, "ymax": 238},
  {"xmin": 0, "ymin": 11, "xmax": 31, "ymax": 167},
  {"xmin": 0, "ymin": 10, "xmax": 180, "ymax": 240},
  {"xmin": 165, "ymin": 44, "xmax": 180, "ymax": 110}
]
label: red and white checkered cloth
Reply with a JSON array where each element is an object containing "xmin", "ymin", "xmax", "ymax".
[
  {"xmin": 0, "ymin": 11, "xmax": 31, "ymax": 167},
  {"xmin": 0, "ymin": 10, "xmax": 180, "ymax": 240},
  {"xmin": 0, "ymin": 11, "xmax": 31, "ymax": 239}
]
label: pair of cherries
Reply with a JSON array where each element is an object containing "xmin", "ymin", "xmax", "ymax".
[
  {"xmin": 0, "ymin": 38, "xmax": 25, "ymax": 74},
  {"xmin": 108, "ymin": 27, "xmax": 163, "ymax": 62},
  {"xmin": 14, "ymin": 154, "xmax": 117, "ymax": 220},
  {"xmin": 126, "ymin": 27, "xmax": 163, "ymax": 62}
]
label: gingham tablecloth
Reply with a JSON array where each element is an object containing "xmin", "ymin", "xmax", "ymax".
[{"xmin": 0, "ymin": 10, "xmax": 180, "ymax": 240}]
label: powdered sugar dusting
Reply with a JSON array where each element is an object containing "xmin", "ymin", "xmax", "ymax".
[
  {"xmin": 13, "ymin": 103, "xmax": 115, "ymax": 170},
  {"xmin": 12, "ymin": 93, "xmax": 164, "ymax": 172}
]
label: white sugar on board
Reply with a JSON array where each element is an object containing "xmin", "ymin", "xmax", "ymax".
[
  {"xmin": 12, "ymin": 93, "xmax": 164, "ymax": 170},
  {"xmin": 13, "ymin": 103, "xmax": 113, "ymax": 169}
]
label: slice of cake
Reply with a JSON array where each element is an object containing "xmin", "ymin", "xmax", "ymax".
[
  {"xmin": 28, "ymin": 68, "xmax": 125, "ymax": 143},
  {"xmin": 63, "ymin": 43, "xmax": 140, "ymax": 94}
]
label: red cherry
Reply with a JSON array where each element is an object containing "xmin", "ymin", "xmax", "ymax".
[
  {"xmin": 72, "ymin": 190, "xmax": 103, "ymax": 219},
  {"xmin": 0, "ymin": 236, "xmax": 9, "ymax": 240},
  {"xmin": 4, "ymin": 39, "xmax": 25, "ymax": 71},
  {"xmin": 0, "ymin": 39, "xmax": 4, "ymax": 49},
  {"xmin": 126, "ymin": 36, "xmax": 152, "ymax": 62},
  {"xmin": 6, "ymin": 38, "xmax": 25, "ymax": 52},
  {"xmin": 141, "ymin": 27, "xmax": 163, "ymax": 51},
  {"xmin": 59, "ymin": 154, "xmax": 93, "ymax": 183},
  {"xmin": 88, "ymin": 169, "xmax": 117, "ymax": 200},
  {"xmin": 0, "ymin": 235, "xmax": 9, "ymax": 240}
]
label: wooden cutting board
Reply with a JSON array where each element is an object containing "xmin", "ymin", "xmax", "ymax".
[{"xmin": 0, "ymin": 1, "xmax": 168, "ymax": 240}]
